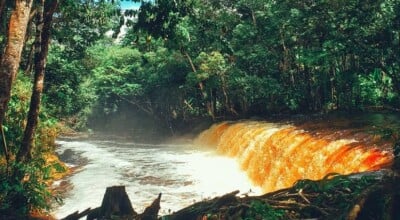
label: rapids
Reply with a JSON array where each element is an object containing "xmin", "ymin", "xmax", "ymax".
[
  {"xmin": 52, "ymin": 139, "xmax": 261, "ymax": 218},
  {"xmin": 53, "ymin": 114, "xmax": 397, "ymax": 218},
  {"xmin": 195, "ymin": 115, "xmax": 395, "ymax": 193}
]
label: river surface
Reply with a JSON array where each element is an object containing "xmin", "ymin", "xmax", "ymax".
[
  {"xmin": 52, "ymin": 113, "xmax": 399, "ymax": 218},
  {"xmin": 52, "ymin": 139, "xmax": 261, "ymax": 218}
]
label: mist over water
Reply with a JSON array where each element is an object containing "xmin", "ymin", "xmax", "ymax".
[{"xmin": 53, "ymin": 139, "xmax": 261, "ymax": 218}]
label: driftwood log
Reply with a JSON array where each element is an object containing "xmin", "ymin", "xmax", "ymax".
[
  {"xmin": 163, "ymin": 190, "xmax": 240, "ymax": 220},
  {"xmin": 137, "ymin": 193, "xmax": 162, "ymax": 220},
  {"xmin": 61, "ymin": 208, "xmax": 92, "ymax": 220}
]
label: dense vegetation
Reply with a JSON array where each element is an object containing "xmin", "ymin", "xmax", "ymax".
[
  {"xmin": 44, "ymin": 0, "xmax": 400, "ymax": 133},
  {"xmin": 0, "ymin": 0, "xmax": 399, "ymax": 217}
]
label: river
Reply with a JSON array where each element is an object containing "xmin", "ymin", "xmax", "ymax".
[
  {"xmin": 52, "ymin": 139, "xmax": 261, "ymax": 218},
  {"xmin": 52, "ymin": 113, "xmax": 398, "ymax": 218}
]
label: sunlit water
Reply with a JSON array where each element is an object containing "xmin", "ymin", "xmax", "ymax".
[
  {"xmin": 52, "ymin": 139, "xmax": 261, "ymax": 218},
  {"xmin": 195, "ymin": 120, "xmax": 393, "ymax": 192}
]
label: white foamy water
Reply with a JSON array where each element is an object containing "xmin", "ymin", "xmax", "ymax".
[{"xmin": 53, "ymin": 139, "xmax": 261, "ymax": 218}]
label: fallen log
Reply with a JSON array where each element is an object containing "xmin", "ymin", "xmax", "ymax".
[
  {"xmin": 60, "ymin": 208, "xmax": 91, "ymax": 220},
  {"xmin": 137, "ymin": 193, "xmax": 162, "ymax": 220},
  {"xmin": 163, "ymin": 190, "xmax": 240, "ymax": 220}
]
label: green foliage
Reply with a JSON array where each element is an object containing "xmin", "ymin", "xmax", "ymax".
[
  {"xmin": 3, "ymin": 74, "xmax": 58, "ymax": 153},
  {"xmin": 0, "ymin": 159, "xmax": 56, "ymax": 216},
  {"xmin": 134, "ymin": 0, "xmax": 196, "ymax": 39},
  {"xmin": 54, "ymin": 0, "xmax": 120, "ymax": 59},
  {"xmin": 89, "ymin": 43, "xmax": 143, "ymax": 114},
  {"xmin": 42, "ymin": 0, "xmax": 120, "ymax": 129},
  {"xmin": 229, "ymin": 72, "xmax": 283, "ymax": 113},
  {"xmin": 245, "ymin": 200, "xmax": 285, "ymax": 220},
  {"xmin": 0, "ymin": 72, "xmax": 62, "ymax": 216},
  {"xmin": 3, "ymin": 75, "xmax": 32, "ymax": 153},
  {"xmin": 1, "ymin": 0, "xmax": 397, "ymax": 216},
  {"xmin": 44, "ymin": 44, "xmax": 98, "ymax": 129},
  {"xmin": 358, "ymin": 69, "xmax": 397, "ymax": 106},
  {"xmin": 196, "ymin": 51, "xmax": 227, "ymax": 78},
  {"xmin": 293, "ymin": 173, "xmax": 379, "ymax": 214},
  {"xmin": 228, "ymin": 0, "xmax": 400, "ymax": 112},
  {"xmin": 45, "ymin": 0, "xmax": 400, "ymax": 131},
  {"xmin": 295, "ymin": 173, "xmax": 378, "ymax": 193}
]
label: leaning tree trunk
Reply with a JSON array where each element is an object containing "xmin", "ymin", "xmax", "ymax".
[
  {"xmin": 17, "ymin": 0, "xmax": 58, "ymax": 162},
  {"xmin": 183, "ymin": 49, "xmax": 215, "ymax": 120},
  {"xmin": 0, "ymin": 0, "xmax": 6, "ymax": 26},
  {"xmin": 0, "ymin": 0, "xmax": 33, "ymax": 161},
  {"xmin": 0, "ymin": 0, "xmax": 33, "ymax": 125}
]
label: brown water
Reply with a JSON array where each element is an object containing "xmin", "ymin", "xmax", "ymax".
[{"xmin": 194, "ymin": 113, "xmax": 397, "ymax": 193}]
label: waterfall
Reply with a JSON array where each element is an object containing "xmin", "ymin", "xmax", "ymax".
[{"xmin": 194, "ymin": 121, "xmax": 393, "ymax": 193}]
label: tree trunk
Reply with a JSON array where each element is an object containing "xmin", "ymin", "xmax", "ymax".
[
  {"xmin": 63, "ymin": 186, "xmax": 163, "ymax": 220},
  {"xmin": 164, "ymin": 190, "xmax": 240, "ymax": 220},
  {"xmin": 17, "ymin": 0, "xmax": 58, "ymax": 162},
  {"xmin": 0, "ymin": 0, "xmax": 7, "ymax": 62},
  {"xmin": 0, "ymin": 0, "xmax": 33, "ymax": 126},
  {"xmin": 138, "ymin": 193, "xmax": 162, "ymax": 220},
  {"xmin": 303, "ymin": 66, "xmax": 314, "ymax": 111},
  {"xmin": 220, "ymin": 76, "xmax": 238, "ymax": 116},
  {"xmin": 23, "ymin": 40, "xmax": 35, "ymax": 75},
  {"xmin": 251, "ymin": 10, "xmax": 257, "ymax": 27},
  {"xmin": 183, "ymin": 50, "xmax": 215, "ymax": 120},
  {"xmin": 0, "ymin": 0, "xmax": 6, "ymax": 25},
  {"xmin": 96, "ymin": 186, "xmax": 136, "ymax": 219},
  {"xmin": 0, "ymin": 0, "xmax": 33, "ymax": 166},
  {"xmin": 1, "ymin": 124, "xmax": 8, "ymax": 164}
]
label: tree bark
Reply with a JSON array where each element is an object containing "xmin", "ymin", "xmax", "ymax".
[
  {"xmin": 0, "ymin": 0, "xmax": 6, "ymax": 25},
  {"xmin": 1, "ymin": 124, "xmax": 8, "ymax": 164},
  {"xmin": 0, "ymin": 0, "xmax": 33, "ymax": 166},
  {"xmin": 63, "ymin": 186, "xmax": 163, "ymax": 220},
  {"xmin": 0, "ymin": 0, "xmax": 33, "ymax": 126},
  {"xmin": 61, "ymin": 208, "xmax": 92, "ymax": 220},
  {"xmin": 137, "ymin": 193, "xmax": 162, "ymax": 220},
  {"xmin": 183, "ymin": 50, "xmax": 215, "ymax": 120},
  {"xmin": 164, "ymin": 190, "xmax": 239, "ymax": 220},
  {"xmin": 90, "ymin": 186, "xmax": 137, "ymax": 220},
  {"xmin": 17, "ymin": 0, "xmax": 58, "ymax": 162},
  {"xmin": 220, "ymin": 75, "xmax": 238, "ymax": 116},
  {"xmin": 23, "ymin": 42, "xmax": 35, "ymax": 74},
  {"xmin": 251, "ymin": 10, "xmax": 257, "ymax": 27}
]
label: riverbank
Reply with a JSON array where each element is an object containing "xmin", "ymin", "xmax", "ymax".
[
  {"xmin": 0, "ymin": 151, "xmax": 71, "ymax": 220},
  {"xmin": 24, "ymin": 131, "xmax": 92, "ymax": 219}
]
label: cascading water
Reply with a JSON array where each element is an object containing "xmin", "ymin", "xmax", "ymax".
[
  {"xmin": 194, "ymin": 120, "xmax": 394, "ymax": 193},
  {"xmin": 53, "ymin": 114, "xmax": 396, "ymax": 218},
  {"xmin": 52, "ymin": 139, "xmax": 261, "ymax": 218}
]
